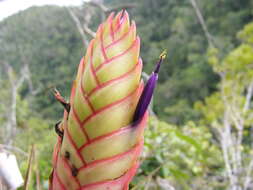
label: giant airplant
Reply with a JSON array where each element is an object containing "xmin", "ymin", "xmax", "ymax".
[{"xmin": 49, "ymin": 10, "xmax": 165, "ymax": 190}]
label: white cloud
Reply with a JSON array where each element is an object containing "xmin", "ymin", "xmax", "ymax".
[{"xmin": 0, "ymin": 0, "xmax": 84, "ymax": 21}]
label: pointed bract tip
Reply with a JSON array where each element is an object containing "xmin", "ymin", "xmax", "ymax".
[
  {"xmin": 119, "ymin": 10, "xmax": 129, "ymax": 25},
  {"xmin": 53, "ymin": 88, "xmax": 71, "ymax": 113},
  {"xmin": 53, "ymin": 87, "xmax": 60, "ymax": 98},
  {"xmin": 107, "ymin": 12, "xmax": 115, "ymax": 24}
]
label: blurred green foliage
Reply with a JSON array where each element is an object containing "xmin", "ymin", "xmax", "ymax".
[
  {"xmin": 131, "ymin": 117, "xmax": 223, "ymax": 190},
  {"xmin": 120, "ymin": 0, "xmax": 252, "ymax": 124},
  {"xmin": 0, "ymin": 0, "xmax": 253, "ymax": 189}
]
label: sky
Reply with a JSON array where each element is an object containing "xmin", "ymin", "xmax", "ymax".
[{"xmin": 0, "ymin": 0, "xmax": 84, "ymax": 21}]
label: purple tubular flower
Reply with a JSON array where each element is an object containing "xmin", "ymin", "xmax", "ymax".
[{"xmin": 133, "ymin": 52, "xmax": 166, "ymax": 122}]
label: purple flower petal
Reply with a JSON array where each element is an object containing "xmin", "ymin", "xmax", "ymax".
[
  {"xmin": 133, "ymin": 73, "xmax": 158, "ymax": 122},
  {"xmin": 133, "ymin": 53, "xmax": 165, "ymax": 123}
]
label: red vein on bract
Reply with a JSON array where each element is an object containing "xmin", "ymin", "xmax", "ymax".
[
  {"xmin": 114, "ymin": 10, "xmax": 123, "ymax": 27},
  {"xmin": 53, "ymin": 137, "xmax": 61, "ymax": 167},
  {"xmin": 71, "ymin": 108, "xmax": 90, "ymax": 142},
  {"xmin": 95, "ymin": 37, "xmax": 140, "ymax": 72},
  {"xmin": 80, "ymin": 162, "xmax": 139, "ymax": 190},
  {"xmin": 70, "ymin": 81, "xmax": 77, "ymax": 107},
  {"xmin": 90, "ymin": 62, "xmax": 100, "ymax": 86},
  {"xmin": 54, "ymin": 171, "xmax": 67, "ymax": 190},
  {"xmin": 110, "ymin": 22, "xmax": 115, "ymax": 41},
  {"xmin": 88, "ymin": 59, "xmax": 141, "ymax": 97},
  {"xmin": 123, "ymin": 162, "xmax": 140, "ymax": 190},
  {"xmin": 108, "ymin": 12, "xmax": 115, "ymax": 41},
  {"xmin": 105, "ymin": 22, "xmax": 136, "ymax": 50},
  {"xmin": 78, "ymin": 143, "xmax": 143, "ymax": 187},
  {"xmin": 79, "ymin": 83, "xmax": 95, "ymax": 113},
  {"xmin": 71, "ymin": 108, "xmax": 82, "ymax": 126},
  {"xmin": 76, "ymin": 57, "xmax": 85, "ymax": 82},
  {"xmin": 80, "ymin": 56, "xmax": 86, "ymax": 74},
  {"xmin": 65, "ymin": 126, "xmax": 87, "ymax": 164},
  {"xmin": 79, "ymin": 43, "xmax": 93, "ymax": 98},
  {"xmin": 79, "ymin": 40, "xmax": 97, "ymax": 113},
  {"xmin": 78, "ymin": 141, "xmax": 142, "ymax": 171},
  {"xmin": 89, "ymin": 40, "xmax": 100, "ymax": 86},
  {"xmin": 74, "ymin": 58, "xmax": 85, "ymax": 99},
  {"xmin": 81, "ymin": 39, "xmax": 93, "ymax": 79},
  {"xmin": 81, "ymin": 84, "xmax": 142, "ymax": 128},
  {"xmin": 78, "ymin": 111, "xmax": 147, "ymax": 152},
  {"xmin": 78, "ymin": 127, "xmax": 132, "ymax": 152},
  {"xmin": 99, "ymin": 24, "xmax": 108, "ymax": 61},
  {"xmin": 61, "ymin": 156, "xmax": 82, "ymax": 188},
  {"xmin": 113, "ymin": 11, "xmax": 127, "ymax": 37}
]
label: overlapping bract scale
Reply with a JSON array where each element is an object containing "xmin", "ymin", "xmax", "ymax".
[{"xmin": 50, "ymin": 11, "xmax": 148, "ymax": 190}]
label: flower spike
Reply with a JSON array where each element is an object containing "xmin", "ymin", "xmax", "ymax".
[{"xmin": 50, "ymin": 11, "xmax": 163, "ymax": 190}]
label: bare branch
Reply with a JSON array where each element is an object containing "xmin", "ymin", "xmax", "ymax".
[
  {"xmin": 88, "ymin": 1, "xmax": 108, "ymax": 12},
  {"xmin": 244, "ymin": 158, "xmax": 253, "ymax": 190},
  {"xmin": 22, "ymin": 64, "xmax": 40, "ymax": 95},
  {"xmin": 243, "ymin": 80, "xmax": 253, "ymax": 113},
  {"xmin": 24, "ymin": 145, "xmax": 35, "ymax": 190},
  {"xmin": 189, "ymin": 0, "xmax": 215, "ymax": 48},
  {"xmin": 34, "ymin": 148, "xmax": 41, "ymax": 190},
  {"xmin": 156, "ymin": 177, "xmax": 175, "ymax": 190},
  {"xmin": 82, "ymin": 24, "xmax": 96, "ymax": 38},
  {"xmin": 16, "ymin": 66, "xmax": 27, "ymax": 89},
  {"xmin": 106, "ymin": 4, "xmax": 137, "ymax": 13},
  {"xmin": 220, "ymin": 111, "xmax": 234, "ymax": 184},
  {"xmin": 67, "ymin": 7, "xmax": 89, "ymax": 47},
  {"xmin": 88, "ymin": 1, "xmax": 136, "ymax": 13},
  {"xmin": 0, "ymin": 144, "xmax": 28, "ymax": 157},
  {"xmin": 67, "ymin": 0, "xmax": 137, "ymax": 50},
  {"xmin": 0, "ymin": 62, "xmax": 28, "ymax": 145}
]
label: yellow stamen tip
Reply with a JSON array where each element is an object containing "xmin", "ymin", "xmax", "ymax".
[{"xmin": 160, "ymin": 50, "xmax": 167, "ymax": 60}]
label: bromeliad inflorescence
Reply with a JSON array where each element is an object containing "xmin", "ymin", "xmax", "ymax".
[{"xmin": 49, "ymin": 11, "xmax": 165, "ymax": 190}]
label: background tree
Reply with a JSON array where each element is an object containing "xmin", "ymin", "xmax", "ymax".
[
  {"xmin": 0, "ymin": 0, "xmax": 253, "ymax": 189},
  {"xmin": 196, "ymin": 22, "xmax": 253, "ymax": 190}
]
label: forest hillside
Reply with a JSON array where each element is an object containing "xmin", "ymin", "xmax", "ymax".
[{"xmin": 0, "ymin": 0, "xmax": 253, "ymax": 189}]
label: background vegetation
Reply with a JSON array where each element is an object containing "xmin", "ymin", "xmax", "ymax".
[{"xmin": 0, "ymin": 0, "xmax": 253, "ymax": 189}]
